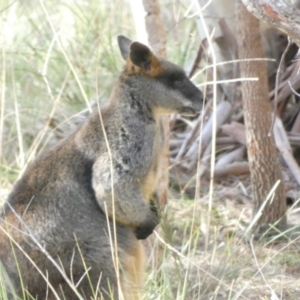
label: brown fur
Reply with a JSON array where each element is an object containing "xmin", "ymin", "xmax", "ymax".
[{"xmin": 125, "ymin": 53, "xmax": 162, "ymax": 77}]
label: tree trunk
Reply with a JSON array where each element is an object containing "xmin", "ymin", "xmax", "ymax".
[
  {"xmin": 142, "ymin": 0, "xmax": 168, "ymax": 206},
  {"xmin": 241, "ymin": 0, "xmax": 300, "ymax": 47},
  {"xmin": 236, "ymin": 0, "xmax": 287, "ymax": 233}
]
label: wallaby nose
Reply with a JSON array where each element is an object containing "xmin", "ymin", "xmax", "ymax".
[
  {"xmin": 199, "ymin": 90, "xmax": 204, "ymax": 102},
  {"xmin": 200, "ymin": 91, "xmax": 206, "ymax": 106},
  {"xmin": 194, "ymin": 89, "xmax": 204, "ymax": 112}
]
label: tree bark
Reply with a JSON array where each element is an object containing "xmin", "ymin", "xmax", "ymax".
[
  {"xmin": 142, "ymin": 0, "xmax": 168, "ymax": 206},
  {"xmin": 241, "ymin": 0, "xmax": 300, "ymax": 47},
  {"xmin": 236, "ymin": 1, "xmax": 287, "ymax": 232}
]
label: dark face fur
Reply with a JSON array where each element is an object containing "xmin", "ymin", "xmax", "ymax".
[{"xmin": 154, "ymin": 62, "xmax": 203, "ymax": 115}]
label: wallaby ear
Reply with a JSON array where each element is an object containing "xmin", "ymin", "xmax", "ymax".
[
  {"xmin": 117, "ymin": 35, "xmax": 133, "ymax": 60},
  {"xmin": 129, "ymin": 42, "xmax": 153, "ymax": 71}
]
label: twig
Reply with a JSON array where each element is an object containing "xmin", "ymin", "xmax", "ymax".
[
  {"xmin": 188, "ymin": 42, "xmax": 204, "ymax": 78},
  {"xmin": 274, "ymin": 116, "xmax": 300, "ymax": 185},
  {"xmin": 185, "ymin": 101, "xmax": 232, "ymax": 160},
  {"xmin": 175, "ymin": 101, "xmax": 211, "ymax": 161},
  {"xmin": 269, "ymin": 37, "xmax": 292, "ymax": 136}
]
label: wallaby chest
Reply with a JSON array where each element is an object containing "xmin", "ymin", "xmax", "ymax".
[
  {"xmin": 139, "ymin": 118, "xmax": 164, "ymax": 202},
  {"xmin": 99, "ymin": 106, "xmax": 164, "ymax": 203}
]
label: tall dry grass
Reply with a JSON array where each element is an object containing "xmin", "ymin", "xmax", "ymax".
[{"xmin": 1, "ymin": 1, "xmax": 300, "ymax": 299}]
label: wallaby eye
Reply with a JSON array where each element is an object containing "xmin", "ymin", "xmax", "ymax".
[
  {"xmin": 173, "ymin": 74, "xmax": 187, "ymax": 87},
  {"xmin": 170, "ymin": 72, "xmax": 185, "ymax": 83},
  {"xmin": 173, "ymin": 79, "xmax": 183, "ymax": 85},
  {"xmin": 155, "ymin": 70, "xmax": 186, "ymax": 87}
]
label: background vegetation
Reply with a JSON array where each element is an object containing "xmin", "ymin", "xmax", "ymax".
[{"xmin": 1, "ymin": 0, "xmax": 300, "ymax": 299}]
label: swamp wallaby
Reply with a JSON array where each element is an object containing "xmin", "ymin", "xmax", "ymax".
[{"xmin": 0, "ymin": 35, "xmax": 203, "ymax": 300}]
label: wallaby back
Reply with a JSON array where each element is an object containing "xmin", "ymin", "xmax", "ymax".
[{"xmin": 0, "ymin": 35, "xmax": 203, "ymax": 300}]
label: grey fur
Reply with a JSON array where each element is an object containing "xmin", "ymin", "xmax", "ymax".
[
  {"xmin": 0, "ymin": 35, "xmax": 203, "ymax": 300},
  {"xmin": 117, "ymin": 35, "xmax": 132, "ymax": 60}
]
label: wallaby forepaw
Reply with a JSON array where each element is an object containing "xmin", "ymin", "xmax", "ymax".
[
  {"xmin": 135, "ymin": 216, "xmax": 159, "ymax": 239},
  {"xmin": 135, "ymin": 225, "xmax": 156, "ymax": 240}
]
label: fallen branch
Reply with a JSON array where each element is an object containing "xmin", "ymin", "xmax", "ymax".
[
  {"xmin": 175, "ymin": 101, "xmax": 211, "ymax": 161},
  {"xmin": 215, "ymin": 146, "xmax": 246, "ymax": 168},
  {"xmin": 202, "ymin": 161, "xmax": 250, "ymax": 178},
  {"xmin": 221, "ymin": 121, "xmax": 246, "ymax": 145},
  {"xmin": 274, "ymin": 116, "xmax": 300, "ymax": 185},
  {"xmin": 185, "ymin": 101, "xmax": 232, "ymax": 160}
]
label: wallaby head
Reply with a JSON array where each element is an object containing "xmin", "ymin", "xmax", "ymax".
[{"xmin": 117, "ymin": 35, "xmax": 203, "ymax": 116}]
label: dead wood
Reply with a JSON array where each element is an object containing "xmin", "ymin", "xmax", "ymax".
[
  {"xmin": 291, "ymin": 109, "xmax": 300, "ymax": 134},
  {"xmin": 274, "ymin": 116, "xmax": 300, "ymax": 185},
  {"xmin": 215, "ymin": 146, "xmax": 246, "ymax": 168},
  {"xmin": 274, "ymin": 67, "xmax": 300, "ymax": 106},
  {"xmin": 175, "ymin": 101, "xmax": 211, "ymax": 162},
  {"xmin": 185, "ymin": 101, "xmax": 232, "ymax": 160},
  {"xmin": 203, "ymin": 162, "xmax": 250, "ymax": 178},
  {"xmin": 241, "ymin": 0, "xmax": 300, "ymax": 47},
  {"xmin": 288, "ymin": 133, "xmax": 300, "ymax": 147},
  {"xmin": 221, "ymin": 122, "xmax": 246, "ymax": 145},
  {"xmin": 269, "ymin": 63, "xmax": 296, "ymax": 100},
  {"xmin": 216, "ymin": 137, "xmax": 241, "ymax": 146}
]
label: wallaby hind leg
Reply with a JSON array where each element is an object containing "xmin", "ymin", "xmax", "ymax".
[
  {"xmin": 74, "ymin": 241, "xmax": 144, "ymax": 300},
  {"xmin": 119, "ymin": 240, "xmax": 144, "ymax": 300},
  {"xmin": 69, "ymin": 240, "xmax": 144, "ymax": 300},
  {"xmin": 55, "ymin": 275, "xmax": 118, "ymax": 300}
]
